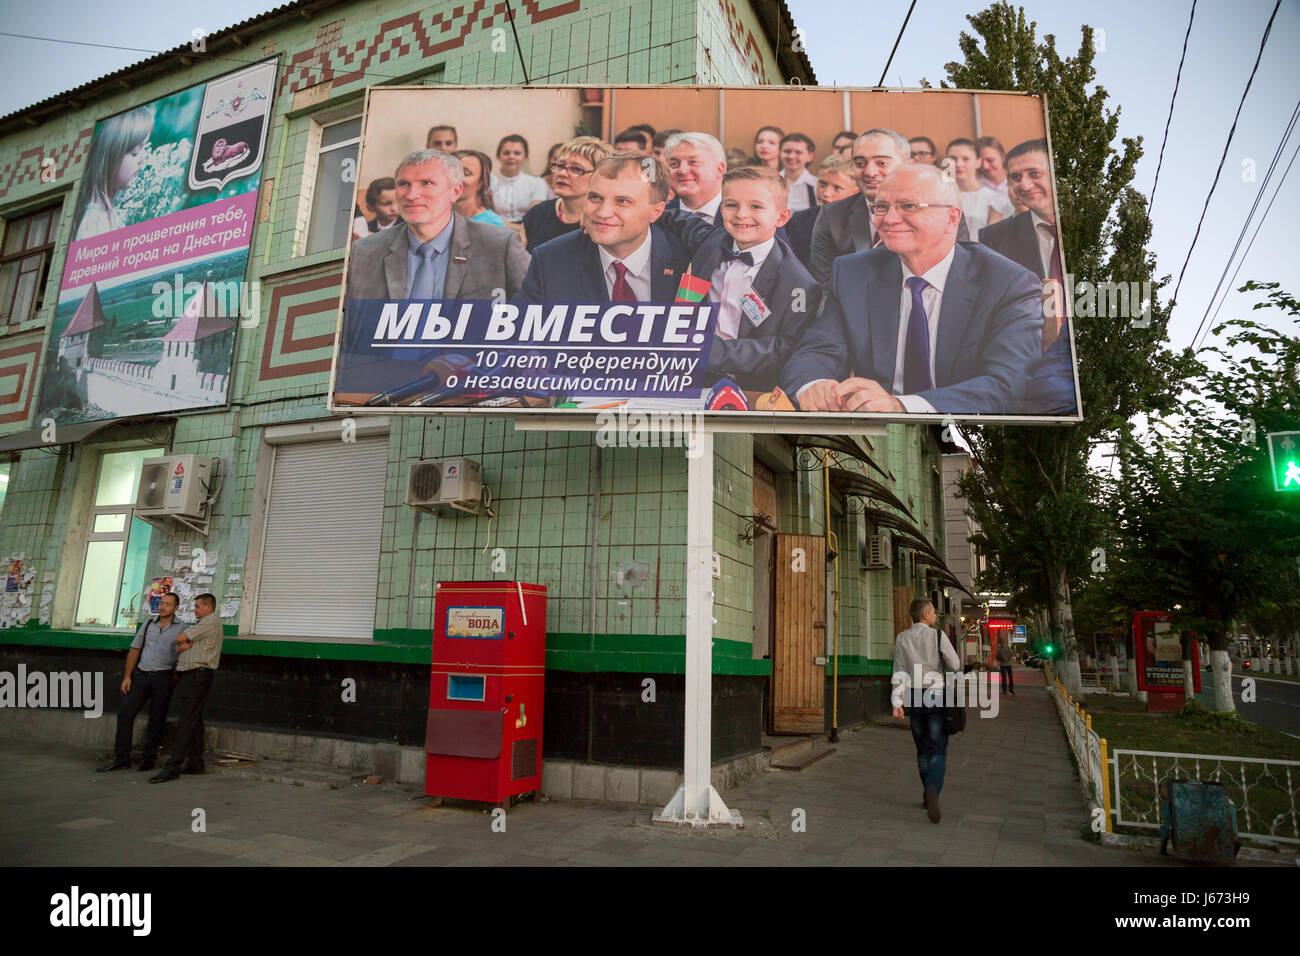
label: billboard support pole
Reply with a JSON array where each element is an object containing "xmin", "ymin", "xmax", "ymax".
[{"xmin": 654, "ymin": 429, "xmax": 742, "ymax": 828}]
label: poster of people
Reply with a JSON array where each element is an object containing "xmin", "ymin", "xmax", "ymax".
[
  {"xmin": 330, "ymin": 86, "xmax": 1081, "ymax": 423},
  {"xmin": 145, "ymin": 576, "xmax": 174, "ymax": 616},
  {"xmin": 37, "ymin": 58, "xmax": 278, "ymax": 425}
]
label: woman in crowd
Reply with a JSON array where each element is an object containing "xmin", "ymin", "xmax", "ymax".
[
  {"xmin": 490, "ymin": 134, "xmax": 550, "ymax": 224},
  {"xmin": 945, "ymin": 137, "xmax": 1014, "ymax": 237},
  {"xmin": 751, "ymin": 125, "xmax": 784, "ymax": 171},
  {"xmin": 975, "ymin": 136, "xmax": 1009, "ymax": 195},
  {"xmin": 520, "ymin": 136, "xmax": 613, "ymax": 252},
  {"xmin": 453, "ymin": 150, "xmax": 507, "ymax": 227},
  {"xmin": 540, "ymin": 142, "xmax": 564, "ymax": 198}
]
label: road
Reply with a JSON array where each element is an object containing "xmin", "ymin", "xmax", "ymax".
[{"xmin": 1194, "ymin": 671, "xmax": 1300, "ymax": 738}]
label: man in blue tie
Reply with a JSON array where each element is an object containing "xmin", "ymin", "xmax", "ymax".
[
  {"xmin": 781, "ymin": 164, "xmax": 1043, "ymax": 415},
  {"xmin": 344, "ymin": 149, "xmax": 529, "ymax": 303},
  {"xmin": 340, "ymin": 149, "xmax": 530, "ymax": 399}
]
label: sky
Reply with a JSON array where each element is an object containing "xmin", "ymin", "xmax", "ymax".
[{"xmin": 0, "ymin": 0, "xmax": 1296, "ymax": 354}]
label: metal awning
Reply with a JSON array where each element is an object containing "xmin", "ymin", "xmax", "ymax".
[
  {"xmin": 0, "ymin": 416, "xmax": 174, "ymax": 453},
  {"xmin": 912, "ymin": 553, "xmax": 974, "ymax": 596},
  {"xmin": 829, "ymin": 466, "xmax": 913, "ymax": 519},
  {"xmin": 793, "ymin": 434, "xmax": 893, "ymax": 482},
  {"xmin": 859, "ymin": 506, "xmax": 943, "ymax": 561}
]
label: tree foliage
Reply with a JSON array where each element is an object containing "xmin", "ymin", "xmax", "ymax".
[
  {"xmin": 1103, "ymin": 284, "xmax": 1300, "ymax": 650},
  {"xmin": 943, "ymin": 4, "xmax": 1192, "ymax": 686}
]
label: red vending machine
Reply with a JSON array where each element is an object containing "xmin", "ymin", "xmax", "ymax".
[{"xmin": 425, "ymin": 581, "xmax": 546, "ymax": 802}]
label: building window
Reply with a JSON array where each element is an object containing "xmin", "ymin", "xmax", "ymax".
[
  {"xmin": 75, "ymin": 447, "xmax": 161, "ymax": 628},
  {"xmin": 0, "ymin": 203, "xmax": 62, "ymax": 327},
  {"xmin": 0, "ymin": 457, "xmax": 13, "ymax": 512},
  {"xmin": 305, "ymin": 116, "xmax": 363, "ymax": 254}
]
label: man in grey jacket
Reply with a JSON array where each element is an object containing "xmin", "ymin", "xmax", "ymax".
[
  {"xmin": 891, "ymin": 598, "xmax": 962, "ymax": 822},
  {"xmin": 344, "ymin": 149, "xmax": 530, "ymax": 303}
]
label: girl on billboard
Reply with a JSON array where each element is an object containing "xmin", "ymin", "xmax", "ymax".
[{"xmin": 74, "ymin": 106, "xmax": 155, "ymax": 241}]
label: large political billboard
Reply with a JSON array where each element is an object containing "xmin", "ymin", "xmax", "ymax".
[
  {"xmin": 330, "ymin": 85, "xmax": 1082, "ymax": 424},
  {"xmin": 38, "ymin": 58, "xmax": 278, "ymax": 424}
]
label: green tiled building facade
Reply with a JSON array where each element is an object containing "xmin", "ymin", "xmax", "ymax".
[{"xmin": 0, "ymin": 0, "xmax": 954, "ymax": 769}]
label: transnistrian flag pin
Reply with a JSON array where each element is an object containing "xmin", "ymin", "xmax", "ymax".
[{"xmin": 675, "ymin": 267, "xmax": 711, "ymax": 302}]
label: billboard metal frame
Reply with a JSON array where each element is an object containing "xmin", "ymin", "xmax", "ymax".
[{"xmin": 326, "ymin": 83, "xmax": 1083, "ymax": 429}]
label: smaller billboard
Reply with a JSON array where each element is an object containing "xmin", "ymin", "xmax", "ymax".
[{"xmin": 38, "ymin": 58, "xmax": 277, "ymax": 426}]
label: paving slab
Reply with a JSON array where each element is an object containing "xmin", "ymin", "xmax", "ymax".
[{"xmin": 2, "ymin": 668, "xmax": 1293, "ymax": 867}]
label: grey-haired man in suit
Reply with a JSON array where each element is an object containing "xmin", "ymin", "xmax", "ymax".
[
  {"xmin": 345, "ymin": 149, "xmax": 530, "ymax": 303},
  {"xmin": 811, "ymin": 129, "xmax": 968, "ymax": 292}
]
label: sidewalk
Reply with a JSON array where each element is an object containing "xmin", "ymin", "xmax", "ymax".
[{"xmin": 0, "ymin": 669, "xmax": 1263, "ymax": 866}]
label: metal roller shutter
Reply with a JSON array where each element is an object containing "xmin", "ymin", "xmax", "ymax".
[{"xmin": 254, "ymin": 436, "xmax": 387, "ymax": 638}]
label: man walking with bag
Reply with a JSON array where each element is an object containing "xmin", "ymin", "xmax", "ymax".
[{"xmin": 892, "ymin": 598, "xmax": 962, "ymax": 823}]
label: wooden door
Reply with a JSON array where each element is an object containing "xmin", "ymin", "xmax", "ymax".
[
  {"xmin": 894, "ymin": 587, "xmax": 913, "ymax": 641},
  {"xmin": 771, "ymin": 533, "xmax": 826, "ymax": 734}
]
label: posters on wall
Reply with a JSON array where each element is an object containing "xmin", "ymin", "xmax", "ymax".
[
  {"xmin": 331, "ymin": 86, "xmax": 1082, "ymax": 425},
  {"xmin": 37, "ymin": 58, "xmax": 278, "ymax": 425}
]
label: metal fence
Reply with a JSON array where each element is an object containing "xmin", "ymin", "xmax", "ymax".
[
  {"xmin": 1111, "ymin": 749, "xmax": 1300, "ymax": 845},
  {"xmin": 1046, "ymin": 662, "xmax": 1300, "ymax": 846},
  {"xmin": 1046, "ymin": 665, "xmax": 1111, "ymax": 820}
]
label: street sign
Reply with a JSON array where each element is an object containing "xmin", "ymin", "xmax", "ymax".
[
  {"xmin": 1267, "ymin": 431, "xmax": 1300, "ymax": 492},
  {"xmin": 1012, "ymin": 624, "xmax": 1028, "ymax": 644}
]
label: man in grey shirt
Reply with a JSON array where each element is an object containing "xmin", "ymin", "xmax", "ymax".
[
  {"xmin": 98, "ymin": 592, "xmax": 184, "ymax": 772},
  {"xmin": 891, "ymin": 598, "xmax": 961, "ymax": 823}
]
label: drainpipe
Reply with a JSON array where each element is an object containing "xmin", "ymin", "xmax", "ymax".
[{"xmin": 824, "ymin": 451, "xmax": 840, "ymax": 743}]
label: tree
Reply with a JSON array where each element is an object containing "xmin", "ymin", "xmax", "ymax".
[
  {"xmin": 1109, "ymin": 283, "xmax": 1300, "ymax": 710},
  {"xmin": 945, "ymin": 3, "xmax": 1194, "ymax": 696}
]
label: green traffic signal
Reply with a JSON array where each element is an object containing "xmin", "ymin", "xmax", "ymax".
[
  {"xmin": 1044, "ymin": 644, "xmax": 1054, "ymax": 656},
  {"xmin": 1268, "ymin": 432, "xmax": 1300, "ymax": 492}
]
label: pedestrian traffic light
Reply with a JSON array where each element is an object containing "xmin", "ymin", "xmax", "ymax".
[{"xmin": 1267, "ymin": 431, "xmax": 1300, "ymax": 492}]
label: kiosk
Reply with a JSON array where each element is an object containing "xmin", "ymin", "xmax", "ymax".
[{"xmin": 425, "ymin": 581, "xmax": 547, "ymax": 802}]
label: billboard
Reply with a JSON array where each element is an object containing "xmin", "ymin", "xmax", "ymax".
[
  {"xmin": 38, "ymin": 58, "xmax": 278, "ymax": 425},
  {"xmin": 330, "ymin": 85, "xmax": 1081, "ymax": 424}
]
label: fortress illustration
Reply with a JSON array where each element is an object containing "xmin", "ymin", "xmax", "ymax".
[{"xmin": 57, "ymin": 281, "xmax": 234, "ymax": 415}]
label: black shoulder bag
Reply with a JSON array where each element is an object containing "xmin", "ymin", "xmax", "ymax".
[{"xmin": 936, "ymin": 629, "xmax": 966, "ymax": 736}]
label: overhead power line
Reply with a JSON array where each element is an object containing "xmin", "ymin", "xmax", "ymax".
[
  {"xmin": 0, "ymin": 26, "xmax": 464, "ymax": 115},
  {"xmin": 877, "ymin": 0, "xmax": 917, "ymax": 87},
  {"xmin": 1191, "ymin": 94, "xmax": 1300, "ymax": 350},
  {"xmin": 1148, "ymin": 0, "xmax": 1197, "ymax": 216},
  {"xmin": 1193, "ymin": 138, "xmax": 1300, "ymax": 351},
  {"xmin": 1170, "ymin": 0, "xmax": 1282, "ymax": 311}
]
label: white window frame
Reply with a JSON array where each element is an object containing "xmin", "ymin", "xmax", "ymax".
[
  {"xmin": 70, "ymin": 445, "xmax": 166, "ymax": 630},
  {"xmin": 296, "ymin": 111, "xmax": 363, "ymax": 257}
]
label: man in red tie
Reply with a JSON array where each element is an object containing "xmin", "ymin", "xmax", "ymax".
[
  {"xmin": 978, "ymin": 139, "xmax": 1064, "ymax": 347},
  {"xmin": 516, "ymin": 153, "xmax": 711, "ymax": 304},
  {"xmin": 978, "ymin": 138, "xmax": 1078, "ymax": 415}
]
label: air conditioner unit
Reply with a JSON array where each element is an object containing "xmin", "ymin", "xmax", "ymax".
[
  {"xmin": 407, "ymin": 458, "xmax": 483, "ymax": 515},
  {"xmin": 861, "ymin": 533, "xmax": 893, "ymax": 570},
  {"xmin": 135, "ymin": 455, "xmax": 213, "ymax": 518}
]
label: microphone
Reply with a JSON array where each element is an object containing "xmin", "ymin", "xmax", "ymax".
[{"xmin": 364, "ymin": 354, "xmax": 475, "ymax": 406}]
